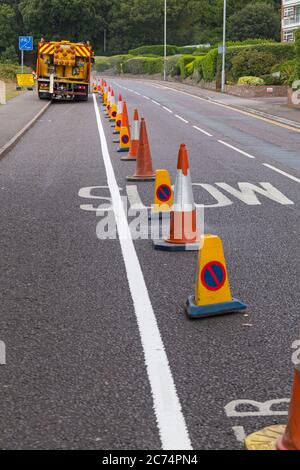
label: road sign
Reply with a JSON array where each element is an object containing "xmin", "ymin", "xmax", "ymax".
[
  {"xmin": 218, "ymin": 45, "xmax": 226, "ymax": 55},
  {"xmin": 201, "ymin": 261, "xmax": 226, "ymax": 291},
  {"xmin": 19, "ymin": 36, "xmax": 33, "ymax": 51},
  {"xmin": 121, "ymin": 135, "xmax": 129, "ymax": 144},
  {"xmin": 156, "ymin": 184, "xmax": 172, "ymax": 202},
  {"xmin": 16, "ymin": 74, "xmax": 34, "ymax": 87}
]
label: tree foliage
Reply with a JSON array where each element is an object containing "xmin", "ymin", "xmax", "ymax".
[{"xmin": 0, "ymin": 0, "xmax": 283, "ymax": 57}]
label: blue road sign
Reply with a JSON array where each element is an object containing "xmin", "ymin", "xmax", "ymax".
[
  {"xmin": 19, "ymin": 36, "xmax": 33, "ymax": 51},
  {"xmin": 156, "ymin": 184, "xmax": 172, "ymax": 202},
  {"xmin": 201, "ymin": 261, "xmax": 226, "ymax": 291}
]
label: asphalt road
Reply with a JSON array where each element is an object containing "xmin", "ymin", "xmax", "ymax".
[{"xmin": 0, "ymin": 78, "xmax": 299, "ymax": 450}]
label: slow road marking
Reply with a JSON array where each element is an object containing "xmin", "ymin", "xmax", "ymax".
[{"xmin": 93, "ymin": 94, "xmax": 192, "ymax": 450}]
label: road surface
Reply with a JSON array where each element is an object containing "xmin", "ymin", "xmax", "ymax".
[{"xmin": 0, "ymin": 78, "xmax": 299, "ymax": 449}]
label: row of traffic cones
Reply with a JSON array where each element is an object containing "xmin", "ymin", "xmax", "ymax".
[{"xmin": 95, "ymin": 77, "xmax": 300, "ymax": 451}]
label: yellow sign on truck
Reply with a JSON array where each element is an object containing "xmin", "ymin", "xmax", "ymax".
[{"xmin": 36, "ymin": 39, "xmax": 94, "ymax": 101}]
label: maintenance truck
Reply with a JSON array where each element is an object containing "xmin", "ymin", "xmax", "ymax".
[{"xmin": 36, "ymin": 39, "xmax": 94, "ymax": 101}]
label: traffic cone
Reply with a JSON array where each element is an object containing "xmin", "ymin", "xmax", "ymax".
[
  {"xmin": 185, "ymin": 234, "xmax": 247, "ymax": 318},
  {"xmin": 245, "ymin": 364, "xmax": 300, "ymax": 450},
  {"xmin": 153, "ymin": 144, "xmax": 199, "ymax": 251},
  {"xmin": 126, "ymin": 118, "xmax": 155, "ymax": 182},
  {"xmin": 109, "ymin": 90, "xmax": 117, "ymax": 121},
  {"xmin": 93, "ymin": 82, "xmax": 97, "ymax": 93},
  {"xmin": 105, "ymin": 87, "xmax": 111, "ymax": 114},
  {"xmin": 149, "ymin": 170, "xmax": 173, "ymax": 220},
  {"xmin": 113, "ymin": 94, "xmax": 123, "ymax": 134},
  {"xmin": 97, "ymin": 79, "xmax": 101, "ymax": 94},
  {"xmin": 117, "ymin": 101, "xmax": 131, "ymax": 153},
  {"xmin": 121, "ymin": 109, "xmax": 139, "ymax": 161},
  {"xmin": 103, "ymin": 84, "xmax": 108, "ymax": 106}
]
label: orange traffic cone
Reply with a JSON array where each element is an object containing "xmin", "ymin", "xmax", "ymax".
[
  {"xmin": 153, "ymin": 144, "xmax": 200, "ymax": 251},
  {"xmin": 109, "ymin": 90, "xmax": 117, "ymax": 121},
  {"xmin": 113, "ymin": 94, "xmax": 123, "ymax": 134},
  {"xmin": 105, "ymin": 87, "xmax": 111, "ymax": 115},
  {"xmin": 103, "ymin": 84, "xmax": 108, "ymax": 106},
  {"xmin": 121, "ymin": 109, "xmax": 139, "ymax": 161},
  {"xmin": 126, "ymin": 118, "xmax": 155, "ymax": 181},
  {"xmin": 117, "ymin": 101, "xmax": 131, "ymax": 153},
  {"xmin": 245, "ymin": 364, "xmax": 300, "ymax": 450}
]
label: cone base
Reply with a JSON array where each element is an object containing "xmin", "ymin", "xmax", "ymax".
[
  {"xmin": 244, "ymin": 425, "xmax": 286, "ymax": 451},
  {"xmin": 186, "ymin": 295, "xmax": 247, "ymax": 319},
  {"xmin": 121, "ymin": 156, "xmax": 136, "ymax": 161},
  {"xmin": 127, "ymin": 175, "xmax": 156, "ymax": 182},
  {"xmin": 113, "ymin": 131, "xmax": 120, "ymax": 135},
  {"xmin": 117, "ymin": 148, "xmax": 130, "ymax": 153},
  {"xmin": 153, "ymin": 239, "xmax": 200, "ymax": 252},
  {"xmin": 148, "ymin": 211, "xmax": 170, "ymax": 221}
]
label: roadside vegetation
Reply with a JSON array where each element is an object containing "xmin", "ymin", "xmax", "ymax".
[{"xmin": 94, "ymin": 36, "xmax": 300, "ymax": 88}]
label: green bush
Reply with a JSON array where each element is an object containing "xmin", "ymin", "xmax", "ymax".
[
  {"xmin": 192, "ymin": 56, "xmax": 205, "ymax": 82},
  {"xmin": 177, "ymin": 55, "xmax": 195, "ymax": 78},
  {"xmin": 295, "ymin": 28, "xmax": 300, "ymax": 79},
  {"xmin": 201, "ymin": 48, "xmax": 218, "ymax": 82},
  {"xmin": 129, "ymin": 45, "xmax": 178, "ymax": 57},
  {"xmin": 260, "ymin": 74, "xmax": 284, "ymax": 86},
  {"xmin": 0, "ymin": 63, "xmax": 31, "ymax": 80},
  {"xmin": 0, "ymin": 46, "xmax": 18, "ymax": 64},
  {"xmin": 177, "ymin": 46, "xmax": 198, "ymax": 54},
  {"xmin": 274, "ymin": 59, "xmax": 297, "ymax": 85},
  {"xmin": 230, "ymin": 49, "xmax": 277, "ymax": 82},
  {"xmin": 94, "ymin": 55, "xmax": 133, "ymax": 74},
  {"xmin": 94, "ymin": 57, "xmax": 112, "ymax": 72},
  {"xmin": 122, "ymin": 57, "xmax": 163, "ymax": 75},
  {"xmin": 237, "ymin": 76, "xmax": 265, "ymax": 86},
  {"xmin": 165, "ymin": 54, "xmax": 182, "ymax": 77}
]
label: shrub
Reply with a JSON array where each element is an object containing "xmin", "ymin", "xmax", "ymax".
[
  {"xmin": 165, "ymin": 54, "xmax": 182, "ymax": 76},
  {"xmin": 237, "ymin": 76, "xmax": 265, "ymax": 86},
  {"xmin": 0, "ymin": 46, "xmax": 18, "ymax": 64},
  {"xmin": 201, "ymin": 48, "xmax": 218, "ymax": 82},
  {"xmin": 192, "ymin": 56, "xmax": 205, "ymax": 82},
  {"xmin": 94, "ymin": 55, "xmax": 133, "ymax": 74},
  {"xmin": 0, "ymin": 63, "xmax": 31, "ymax": 80},
  {"xmin": 177, "ymin": 55, "xmax": 195, "ymax": 78},
  {"xmin": 128, "ymin": 45, "xmax": 178, "ymax": 57},
  {"xmin": 230, "ymin": 49, "xmax": 277, "ymax": 82},
  {"xmin": 295, "ymin": 28, "xmax": 300, "ymax": 79},
  {"xmin": 177, "ymin": 46, "xmax": 198, "ymax": 54},
  {"xmin": 94, "ymin": 57, "xmax": 112, "ymax": 72},
  {"xmin": 275, "ymin": 59, "xmax": 297, "ymax": 85},
  {"xmin": 260, "ymin": 74, "xmax": 284, "ymax": 86},
  {"xmin": 122, "ymin": 57, "xmax": 163, "ymax": 75}
]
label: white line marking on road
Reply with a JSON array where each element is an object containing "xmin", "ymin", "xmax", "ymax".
[
  {"xmin": 143, "ymin": 95, "xmax": 150, "ymax": 100},
  {"xmin": 175, "ymin": 114, "xmax": 189, "ymax": 124},
  {"xmin": 163, "ymin": 106, "xmax": 173, "ymax": 113},
  {"xmin": 93, "ymin": 94, "xmax": 192, "ymax": 451},
  {"xmin": 128, "ymin": 88, "xmax": 133, "ymax": 92},
  {"xmin": 263, "ymin": 163, "xmax": 300, "ymax": 184},
  {"xmin": 151, "ymin": 100, "xmax": 161, "ymax": 106},
  {"xmin": 218, "ymin": 140, "xmax": 255, "ymax": 159},
  {"xmin": 192, "ymin": 125, "xmax": 212, "ymax": 137},
  {"xmin": 134, "ymin": 91, "xmax": 141, "ymax": 96}
]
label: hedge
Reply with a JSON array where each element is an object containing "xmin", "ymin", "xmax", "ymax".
[
  {"xmin": 122, "ymin": 57, "xmax": 163, "ymax": 75},
  {"xmin": 192, "ymin": 56, "xmax": 205, "ymax": 82},
  {"xmin": 201, "ymin": 49, "xmax": 218, "ymax": 82},
  {"xmin": 94, "ymin": 55, "xmax": 133, "ymax": 73},
  {"xmin": 177, "ymin": 55, "xmax": 195, "ymax": 78},
  {"xmin": 295, "ymin": 28, "xmax": 300, "ymax": 79},
  {"xmin": 129, "ymin": 45, "xmax": 178, "ymax": 57},
  {"xmin": 237, "ymin": 76, "xmax": 265, "ymax": 86},
  {"xmin": 0, "ymin": 63, "xmax": 31, "ymax": 80}
]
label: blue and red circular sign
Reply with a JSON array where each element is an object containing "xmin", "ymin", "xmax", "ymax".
[
  {"xmin": 201, "ymin": 261, "xmax": 226, "ymax": 291},
  {"xmin": 122, "ymin": 134, "xmax": 129, "ymax": 144},
  {"xmin": 156, "ymin": 184, "xmax": 172, "ymax": 202},
  {"xmin": 112, "ymin": 111, "xmax": 117, "ymax": 118},
  {"xmin": 116, "ymin": 119, "xmax": 121, "ymax": 127}
]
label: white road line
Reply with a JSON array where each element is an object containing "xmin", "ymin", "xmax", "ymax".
[
  {"xmin": 263, "ymin": 163, "xmax": 300, "ymax": 184},
  {"xmin": 218, "ymin": 140, "xmax": 256, "ymax": 159},
  {"xmin": 143, "ymin": 95, "xmax": 150, "ymax": 100},
  {"xmin": 92, "ymin": 94, "xmax": 192, "ymax": 451},
  {"xmin": 175, "ymin": 115, "xmax": 189, "ymax": 124},
  {"xmin": 163, "ymin": 106, "xmax": 173, "ymax": 113},
  {"xmin": 192, "ymin": 125, "xmax": 212, "ymax": 137},
  {"xmin": 134, "ymin": 91, "xmax": 141, "ymax": 96},
  {"xmin": 151, "ymin": 100, "xmax": 161, "ymax": 106},
  {"xmin": 128, "ymin": 88, "xmax": 133, "ymax": 92}
]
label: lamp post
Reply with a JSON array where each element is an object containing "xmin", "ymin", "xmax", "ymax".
[
  {"xmin": 164, "ymin": 0, "xmax": 167, "ymax": 81},
  {"xmin": 221, "ymin": 0, "xmax": 227, "ymax": 93}
]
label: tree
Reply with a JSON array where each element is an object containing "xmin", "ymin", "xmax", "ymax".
[
  {"xmin": 0, "ymin": 3, "xmax": 18, "ymax": 54},
  {"xmin": 227, "ymin": 2, "xmax": 280, "ymax": 42}
]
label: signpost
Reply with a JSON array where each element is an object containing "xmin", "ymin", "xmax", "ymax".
[{"xmin": 19, "ymin": 36, "xmax": 33, "ymax": 73}]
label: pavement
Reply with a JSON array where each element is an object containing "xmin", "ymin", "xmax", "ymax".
[
  {"xmin": 0, "ymin": 78, "xmax": 299, "ymax": 450},
  {"xmin": 0, "ymin": 90, "xmax": 50, "ymax": 155}
]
